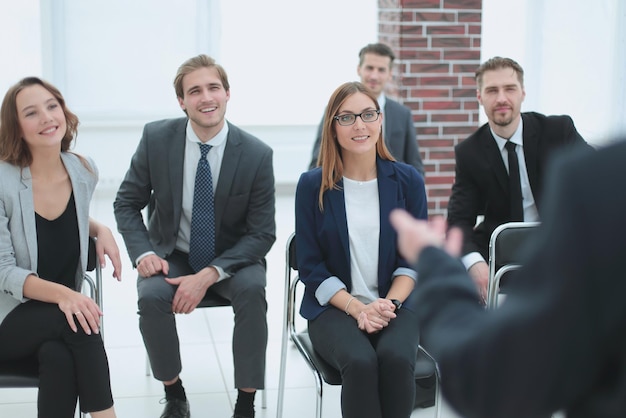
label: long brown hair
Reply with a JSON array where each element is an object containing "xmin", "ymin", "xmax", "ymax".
[
  {"xmin": 0, "ymin": 77, "xmax": 79, "ymax": 167},
  {"xmin": 317, "ymin": 81, "xmax": 394, "ymax": 210}
]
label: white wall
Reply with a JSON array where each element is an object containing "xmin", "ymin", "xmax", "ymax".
[
  {"xmin": 0, "ymin": 0, "xmax": 377, "ymax": 191},
  {"xmin": 2, "ymin": 0, "xmax": 624, "ymax": 192},
  {"xmin": 481, "ymin": 0, "xmax": 626, "ymax": 145}
]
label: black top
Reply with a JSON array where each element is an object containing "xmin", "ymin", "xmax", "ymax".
[{"xmin": 35, "ymin": 192, "xmax": 80, "ymax": 290}]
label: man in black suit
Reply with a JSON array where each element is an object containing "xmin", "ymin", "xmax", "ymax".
[
  {"xmin": 114, "ymin": 55, "xmax": 275, "ymax": 418},
  {"xmin": 308, "ymin": 43, "xmax": 424, "ymax": 174},
  {"xmin": 390, "ymin": 139, "xmax": 626, "ymax": 418},
  {"xmin": 446, "ymin": 56, "xmax": 592, "ymax": 301}
]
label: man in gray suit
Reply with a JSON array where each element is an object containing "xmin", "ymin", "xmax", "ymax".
[
  {"xmin": 308, "ymin": 43, "xmax": 424, "ymax": 174},
  {"xmin": 114, "ymin": 54, "xmax": 276, "ymax": 418}
]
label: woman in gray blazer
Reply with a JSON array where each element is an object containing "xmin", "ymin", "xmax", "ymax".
[{"xmin": 0, "ymin": 77, "xmax": 122, "ymax": 418}]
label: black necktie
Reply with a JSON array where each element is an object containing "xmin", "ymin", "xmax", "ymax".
[
  {"xmin": 188, "ymin": 143, "xmax": 216, "ymax": 272},
  {"xmin": 505, "ymin": 141, "xmax": 524, "ymax": 221}
]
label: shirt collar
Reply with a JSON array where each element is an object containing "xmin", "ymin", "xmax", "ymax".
[
  {"xmin": 491, "ymin": 117, "xmax": 524, "ymax": 151},
  {"xmin": 185, "ymin": 120, "xmax": 229, "ymax": 147},
  {"xmin": 377, "ymin": 93, "xmax": 387, "ymax": 111}
]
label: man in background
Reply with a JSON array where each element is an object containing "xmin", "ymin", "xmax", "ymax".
[{"xmin": 308, "ymin": 42, "xmax": 424, "ymax": 175}]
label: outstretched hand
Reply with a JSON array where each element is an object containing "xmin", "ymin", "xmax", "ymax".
[{"xmin": 390, "ymin": 209, "xmax": 463, "ymax": 264}]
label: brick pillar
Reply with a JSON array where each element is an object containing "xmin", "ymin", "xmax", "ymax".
[{"xmin": 379, "ymin": 0, "xmax": 482, "ymax": 216}]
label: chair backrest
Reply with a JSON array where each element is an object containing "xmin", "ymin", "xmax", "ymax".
[
  {"xmin": 487, "ymin": 221, "xmax": 540, "ymax": 308},
  {"xmin": 283, "ymin": 233, "xmax": 342, "ymax": 379}
]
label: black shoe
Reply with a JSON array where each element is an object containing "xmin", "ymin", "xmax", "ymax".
[
  {"xmin": 160, "ymin": 398, "xmax": 190, "ymax": 418},
  {"xmin": 233, "ymin": 415, "xmax": 252, "ymax": 418}
]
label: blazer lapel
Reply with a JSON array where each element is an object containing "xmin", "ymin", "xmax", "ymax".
[
  {"xmin": 377, "ymin": 160, "xmax": 396, "ymax": 269},
  {"xmin": 521, "ymin": 114, "xmax": 540, "ymax": 197},
  {"xmin": 214, "ymin": 123, "xmax": 242, "ymax": 229},
  {"xmin": 62, "ymin": 154, "xmax": 90, "ymax": 275},
  {"xmin": 18, "ymin": 169, "xmax": 38, "ymax": 269},
  {"xmin": 326, "ymin": 181, "xmax": 350, "ymax": 266},
  {"xmin": 167, "ymin": 120, "xmax": 187, "ymax": 226},
  {"xmin": 482, "ymin": 129, "xmax": 509, "ymax": 193}
]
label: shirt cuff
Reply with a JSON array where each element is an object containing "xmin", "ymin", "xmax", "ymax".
[
  {"xmin": 315, "ymin": 276, "xmax": 347, "ymax": 306},
  {"xmin": 135, "ymin": 251, "xmax": 156, "ymax": 266},
  {"xmin": 393, "ymin": 267, "xmax": 417, "ymax": 282},
  {"xmin": 212, "ymin": 265, "xmax": 230, "ymax": 282},
  {"xmin": 461, "ymin": 252, "xmax": 486, "ymax": 270}
]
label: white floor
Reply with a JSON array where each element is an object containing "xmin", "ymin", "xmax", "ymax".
[{"xmin": 0, "ymin": 190, "xmax": 462, "ymax": 418}]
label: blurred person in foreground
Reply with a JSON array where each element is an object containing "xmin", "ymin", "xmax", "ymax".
[
  {"xmin": 390, "ymin": 139, "xmax": 626, "ymax": 418},
  {"xmin": 0, "ymin": 76, "xmax": 122, "ymax": 417}
]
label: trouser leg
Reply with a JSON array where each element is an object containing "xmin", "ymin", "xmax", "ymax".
[
  {"xmin": 309, "ymin": 308, "xmax": 383, "ymax": 418},
  {"xmin": 136, "ymin": 253, "xmax": 188, "ymax": 381},
  {"xmin": 376, "ymin": 307, "xmax": 420, "ymax": 418},
  {"xmin": 37, "ymin": 340, "xmax": 77, "ymax": 418},
  {"xmin": 211, "ymin": 263, "xmax": 268, "ymax": 389}
]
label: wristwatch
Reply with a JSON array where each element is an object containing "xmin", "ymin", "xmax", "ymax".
[{"xmin": 390, "ymin": 299, "xmax": 402, "ymax": 311}]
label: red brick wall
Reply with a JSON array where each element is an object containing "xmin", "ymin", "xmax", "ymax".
[{"xmin": 378, "ymin": 0, "xmax": 482, "ymax": 216}]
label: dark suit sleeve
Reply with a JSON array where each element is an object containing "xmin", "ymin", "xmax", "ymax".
[
  {"xmin": 446, "ymin": 142, "xmax": 486, "ymax": 257},
  {"xmin": 308, "ymin": 115, "xmax": 325, "ymax": 170},
  {"xmin": 399, "ymin": 106, "xmax": 424, "ymax": 176},
  {"xmin": 561, "ymin": 114, "xmax": 592, "ymax": 149},
  {"xmin": 113, "ymin": 125, "xmax": 154, "ymax": 265},
  {"xmin": 416, "ymin": 144, "xmax": 626, "ymax": 418}
]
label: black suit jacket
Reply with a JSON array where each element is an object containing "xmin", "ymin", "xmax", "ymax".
[
  {"xmin": 308, "ymin": 98, "xmax": 424, "ymax": 174},
  {"xmin": 113, "ymin": 118, "xmax": 276, "ymax": 275},
  {"xmin": 447, "ymin": 111, "xmax": 592, "ymax": 259},
  {"xmin": 415, "ymin": 140, "xmax": 626, "ymax": 418}
]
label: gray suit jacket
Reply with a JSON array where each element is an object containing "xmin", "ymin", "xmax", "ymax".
[
  {"xmin": 0, "ymin": 153, "xmax": 97, "ymax": 325},
  {"xmin": 308, "ymin": 98, "xmax": 424, "ymax": 174},
  {"xmin": 113, "ymin": 118, "xmax": 276, "ymax": 275}
]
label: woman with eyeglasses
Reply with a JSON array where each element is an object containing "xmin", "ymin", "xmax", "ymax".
[
  {"xmin": 0, "ymin": 77, "xmax": 122, "ymax": 417},
  {"xmin": 295, "ymin": 81, "xmax": 428, "ymax": 417}
]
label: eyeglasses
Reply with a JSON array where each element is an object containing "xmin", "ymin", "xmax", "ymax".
[{"xmin": 333, "ymin": 110, "xmax": 380, "ymax": 126}]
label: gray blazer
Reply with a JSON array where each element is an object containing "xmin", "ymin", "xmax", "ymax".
[
  {"xmin": 308, "ymin": 98, "xmax": 424, "ymax": 174},
  {"xmin": 113, "ymin": 118, "xmax": 276, "ymax": 275},
  {"xmin": 0, "ymin": 153, "xmax": 97, "ymax": 325}
]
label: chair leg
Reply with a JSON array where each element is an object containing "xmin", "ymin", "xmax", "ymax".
[
  {"xmin": 145, "ymin": 353, "xmax": 151, "ymax": 377},
  {"xmin": 261, "ymin": 388, "xmax": 267, "ymax": 409},
  {"xmin": 276, "ymin": 330, "xmax": 289, "ymax": 418},
  {"xmin": 313, "ymin": 370, "xmax": 324, "ymax": 418}
]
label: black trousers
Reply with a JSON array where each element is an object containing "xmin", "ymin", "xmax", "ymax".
[
  {"xmin": 0, "ymin": 301, "xmax": 113, "ymax": 418},
  {"xmin": 308, "ymin": 306, "xmax": 420, "ymax": 418}
]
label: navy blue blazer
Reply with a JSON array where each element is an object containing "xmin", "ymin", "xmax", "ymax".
[{"xmin": 295, "ymin": 158, "xmax": 427, "ymax": 320}]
